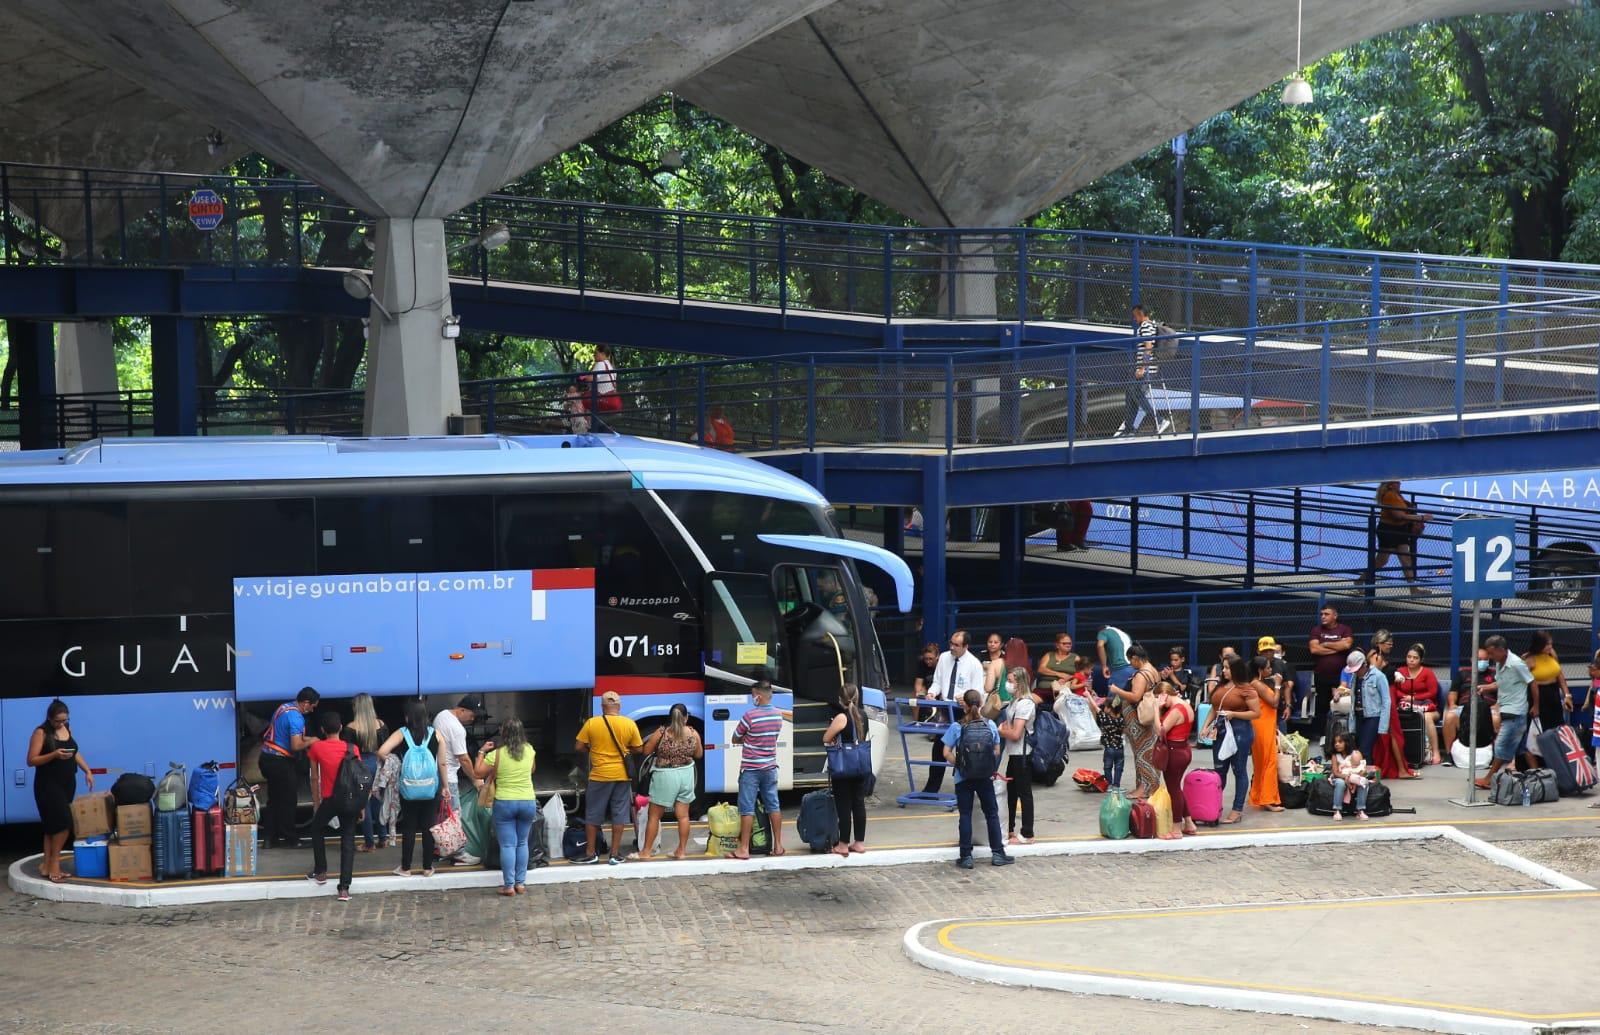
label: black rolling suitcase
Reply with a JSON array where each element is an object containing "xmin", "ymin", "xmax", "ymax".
[{"xmin": 1399, "ymin": 707, "xmax": 1426, "ymax": 769}]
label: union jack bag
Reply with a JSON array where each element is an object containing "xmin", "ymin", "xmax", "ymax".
[{"xmin": 1555, "ymin": 726, "xmax": 1597, "ymax": 792}]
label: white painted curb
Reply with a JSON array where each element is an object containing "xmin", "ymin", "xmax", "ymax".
[
  {"xmin": 903, "ymin": 917, "xmax": 1551, "ymax": 1035},
  {"xmin": 10, "ymin": 823, "xmax": 1587, "ymax": 908},
  {"xmin": 899, "ymin": 825, "xmax": 1595, "ymax": 1035}
]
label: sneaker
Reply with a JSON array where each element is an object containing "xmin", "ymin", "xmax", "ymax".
[
  {"xmin": 306, "ymin": 871, "xmax": 327, "ymax": 885},
  {"xmin": 956, "ymin": 856, "xmax": 975, "ymax": 870},
  {"xmin": 992, "ymin": 854, "xmax": 1016, "ymax": 867},
  {"xmin": 336, "ymin": 888, "xmax": 351, "ymax": 902},
  {"xmin": 573, "ymin": 855, "xmax": 601, "ymax": 866},
  {"xmin": 608, "ymin": 856, "xmax": 622, "ymax": 867},
  {"xmin": 455, "ymin": 852, "xmax": 481, "ymax": 867}
]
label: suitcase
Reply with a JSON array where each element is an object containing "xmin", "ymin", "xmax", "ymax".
[
  {"xmin": 1537, "ymin": 727, "xmax": 1598, "ymax": 796},
  {"xmin": 797, "ymin": 789, "xmax": 839, "ymax": 853},
  {"xmin": 1399, "ymin": 708, "xmax": 1426, "ymax": 769},
  {"xmin": 1194, "ymin": 703, "xmax": 1215, "ymax": 747},
  {"xmin": 1182, "ymin": 769, "xmax": 1223, "ymax": 826},
  {"xmin": 225, "ymin": 823, "xmax": 258, "ymax": 878},
  {"xmin": 193, "ymin": 805, "xmax": 225, "ymax": 875},
  {"xmin": 152, "ymin": 808, "xmax": 193, "ymax": 881},
  {"xmin": 1128, "ymin": 799, "xmax": 1157, "ymax": 839}
]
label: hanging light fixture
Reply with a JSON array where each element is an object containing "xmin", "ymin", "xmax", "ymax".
[{"xmin": 1281, "ymin": 0, "xmax": 1313, "ymax": 105}]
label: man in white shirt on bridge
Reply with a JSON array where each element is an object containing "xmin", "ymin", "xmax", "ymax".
[{"xmin": 919, "ymin": 629, "xmax": 986, "ymax": 795}]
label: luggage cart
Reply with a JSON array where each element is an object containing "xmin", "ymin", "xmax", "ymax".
[{"xmin": 894, "ymin": 697, "xmax": 958, "ymax": 810}]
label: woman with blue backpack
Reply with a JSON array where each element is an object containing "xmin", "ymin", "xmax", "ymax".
[{"xmin": 375, "ymin": 700, "xmax": 448, "ymax": 877}]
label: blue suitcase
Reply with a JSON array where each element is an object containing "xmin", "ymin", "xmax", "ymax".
[{"xmin": 153, "ymin": 808, "xmax": 193, "ymax": 881}]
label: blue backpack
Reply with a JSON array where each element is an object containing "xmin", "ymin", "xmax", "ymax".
[
  {"xmin": 400, "ymin": 729, "xmax": 440, "ymax": 801},
  {"xmin": 1028, "ymin": 709, "xmax": 1068, "ymax": 777},
  {"xmin": 955, "ymin": 720, "xmax": 998, "ymax": 780}
]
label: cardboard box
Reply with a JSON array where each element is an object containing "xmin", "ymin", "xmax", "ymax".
[
  {"xmin": 70, "ymin": 792, "xmax": 115, "ymax": 838},
  {"xmin": 115, "ymin": 804, "xmax": 152, "ymax": 840},
  {"xmin": 107, "ymin": 841, "xmax": 153, "ymax": 882}
]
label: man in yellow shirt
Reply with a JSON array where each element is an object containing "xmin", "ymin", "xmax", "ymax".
[{"xmin": 575, "ymin": 690, "xmax": 642, "ymax": 865}]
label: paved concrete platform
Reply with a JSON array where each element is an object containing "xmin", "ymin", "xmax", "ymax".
[{"xmin": 909, "ymin": 888, "xmax": 1600, "ymax": 1035}]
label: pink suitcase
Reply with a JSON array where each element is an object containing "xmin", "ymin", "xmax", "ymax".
[{"xmin": 1182, "ymin": 769, "xmax": 1224, "ymax": 826}]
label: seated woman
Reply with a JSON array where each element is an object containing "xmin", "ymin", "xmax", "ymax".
[
  {"xmin": 1392, "ymin": 643, "xmax": 1442, "ymax": 765},
  {"xmin": 1329, "ymin": 731, "xmax": 1370, "ymax": 820}
]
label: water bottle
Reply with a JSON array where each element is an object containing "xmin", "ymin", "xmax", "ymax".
[{"xmin": 1520, "ymin": 783, "xmax": 1531, "ymax": 807}]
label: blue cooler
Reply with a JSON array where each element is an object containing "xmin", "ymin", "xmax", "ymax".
[{"xmin": 72, "ymin": 836, "xmax": 110, "ymax": 879}]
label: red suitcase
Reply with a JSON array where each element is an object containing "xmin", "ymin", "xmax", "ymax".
[{"xmin": 193, "ymin": 805, "xmax": 225, "ymax": 875}]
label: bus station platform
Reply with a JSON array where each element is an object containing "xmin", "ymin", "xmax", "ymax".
[
  {"xmin": 906, "ymin": 887, "xmax": 1600, "ymax": 1035},
  {"xmin": 12, "ymin": 757, "xmax": 1598, "ymax": 908}
]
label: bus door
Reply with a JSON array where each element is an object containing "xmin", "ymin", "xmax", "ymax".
[{"xmin": 700, "ymin": 572, "xmax": 795, "ymax": 793}]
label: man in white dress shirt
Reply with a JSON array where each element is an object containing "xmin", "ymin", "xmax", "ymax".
[{"xmin": 920, "ymin": 629, "xmax": 987, "ymax": 794}]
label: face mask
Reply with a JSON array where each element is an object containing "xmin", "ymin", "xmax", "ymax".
[{"xmin": 1476, "ymin": 659, "xmax": 1491, "ymax": 672}]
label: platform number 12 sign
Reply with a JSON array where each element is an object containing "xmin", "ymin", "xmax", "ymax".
[{"xmin": 1452, "ymin": 517, "xmax": 1517, "ymax": 599}]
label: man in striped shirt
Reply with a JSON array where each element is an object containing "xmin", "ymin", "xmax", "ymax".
[
  {"xmin": 1116, "ymin": 304, "xmax": 1171, "ymax": 436},
  {"xmin": 733, "ymin": 680, "xmax": 787, "ymax": 858}
]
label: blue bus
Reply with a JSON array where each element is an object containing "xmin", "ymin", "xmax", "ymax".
[{"xmin": 0, "ymin": 434, "xmax": 911, "ymax": 825}]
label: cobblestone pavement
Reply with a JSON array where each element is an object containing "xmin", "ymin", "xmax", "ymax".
[{"xmin": 0, "ymin": 838, "xmax": 1546, "ymax": 1033}]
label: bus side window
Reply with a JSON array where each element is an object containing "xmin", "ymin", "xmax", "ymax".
[
  {"xmin": 129, "ymin": 498, "xmax": 315, "ymax": 614},
  {"xmin": 0, "ymin": 502, "xmax": 129, "ymax": 620}
]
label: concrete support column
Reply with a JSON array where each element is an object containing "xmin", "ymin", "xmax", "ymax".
[
  {"xmin": 56, "ymin": 321, "xmax": 119, "ymax": 396},
  {"xmin": 362, "ymin": 217, "xmax": 462, "ymax": 436},
  {"xmin": 8, "ymin": 320, "xmax": 58, "ymax": 450},
  {"xmin": 151, "ymin": 317, "xmax": 198, "ymax": 437}
]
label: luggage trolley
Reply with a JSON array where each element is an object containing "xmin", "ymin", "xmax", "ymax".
[{"xmin": 894, "ymin": 697, "xmax": 959, "ymax": 810}]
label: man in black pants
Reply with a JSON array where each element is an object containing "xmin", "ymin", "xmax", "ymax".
[
  {"xmin": 258, "ymin": 686, "xmax": 320, "ymax": 848},
  {"xmin": 1306, "ymin": 606, "xmax": 1353, "ymax": 748}
]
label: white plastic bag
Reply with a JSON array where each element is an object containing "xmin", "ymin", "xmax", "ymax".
[
  {"xmin": 542, "ymin": 793, "xmax": 566, "ymax": 862},
  {"xmin": 1061, "ymin": 693, "xmax": 1101, "ymax": 750},
  {"xmin": 633, "ymin": 802, "xmax": 661, "ymax": 855}
]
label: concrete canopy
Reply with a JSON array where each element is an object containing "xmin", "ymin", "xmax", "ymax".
[
  {"xmin": 12, "ymin": 0, "xmax": 830, "ymax": 218},
  {"xmin": 0, "ymin": 8, "xmax": 244, "ymax": 250},
  {"xmin": 680, "ymin": 0, "xmax": 1565, "ymax": 226}
]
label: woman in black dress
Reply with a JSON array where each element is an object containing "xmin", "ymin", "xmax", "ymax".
[{"xmin": 27, "ymin": 699, "xmax": 93, "ymax": 883}]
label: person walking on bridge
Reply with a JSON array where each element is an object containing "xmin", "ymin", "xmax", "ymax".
[
  {"xmin": 1364, "ymin": 481, "xmax": 1430, "ymax": 595},
  {"xmin": 1116, "ymin": 305, "xmax": 1170, "ymax": 437}
]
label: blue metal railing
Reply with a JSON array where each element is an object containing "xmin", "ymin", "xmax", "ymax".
[
  {"xmin": 9, "ymin": 161, "xmax": 1600, "ymax": 337},
  {"xmin": 41, "ymin": 289, "xmax": 1600, "ymax": 452}
]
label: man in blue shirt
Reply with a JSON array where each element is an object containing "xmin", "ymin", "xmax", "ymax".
[
  {"xmin": 941, "ymin": 690, "xmax": 1014, "ymax": 869},
  {"xmin": 1476, "ymin": 635, "xmax": 1533, "ymax": 790},
  {"xmin": 260, "ymin": 686, "xmax": 319, "ymax": 848}
]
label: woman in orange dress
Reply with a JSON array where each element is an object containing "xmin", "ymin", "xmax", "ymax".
[{"xmin": 1246, "ymin": 653, "xmax": 1284, "ymax": 812}]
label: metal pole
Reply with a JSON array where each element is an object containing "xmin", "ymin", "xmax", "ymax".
[{"xmin": 1450, "ymin": 598, "xmax": 1492, "ymax": 808}]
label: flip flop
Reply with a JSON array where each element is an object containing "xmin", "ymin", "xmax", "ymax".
[{"xmin": 47, "ymin": 873, "xmax": 66, "ymax": 884}]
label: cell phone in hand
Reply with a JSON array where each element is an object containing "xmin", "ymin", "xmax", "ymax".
[{"xmin": 59, "ymin": 747, "xmax": 76, "ymax": 756}]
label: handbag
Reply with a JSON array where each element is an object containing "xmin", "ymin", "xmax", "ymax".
[
  {"xmin": 430, "ymin": 798, "xmax": 467, "ymax": 858},
  {"xmin": 1134, "ymin": 669, "xmax": 1159, "ymax": 726},
  {"xmin": 826, "ymin": 718, "xmax": 874, "ymax": 779},
  {"xmin": 1216, "ymin": 717, "xmax": 1238, "ymax": 761},
  {"xmin": 602, "ymin": 715, "xmax": 641, "ymax": 785},
  {"xmin": 479, "ymin": 749, "xmax": 498, "ymax": 809},
  {"xmin": 1153, "ymin": 738, "xmax": 1170, "ymax": 771},
  {"xmin": 633, "ymin": 750, "xmax": 658, "ymax": 797}
]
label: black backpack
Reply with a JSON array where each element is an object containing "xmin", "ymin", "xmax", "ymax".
[
  {"xmin": 955, "ymin": 720, "xmax": 998, "ymax": 781},
  {"xmin": 329, "ymin": 743, "xmax": 373, "ymax": 815}
]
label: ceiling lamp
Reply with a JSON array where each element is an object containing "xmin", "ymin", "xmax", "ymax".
[{"xmin": 1281, "ymin": 0, "xmax": 1313, "ymax": 106}]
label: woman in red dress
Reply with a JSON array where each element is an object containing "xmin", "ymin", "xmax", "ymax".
[
  {"xmin": 1373, "ymin": 637, "xmax": 1420, "ymax": 780},
  {"xmin": 1392, "ymin": 643, "xmax": 1442, "ymax": 765}
]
